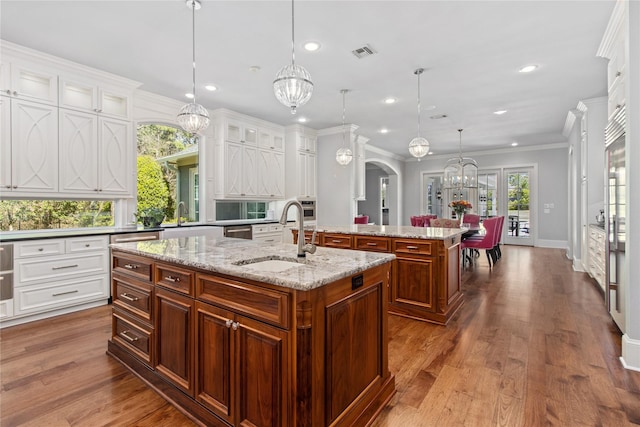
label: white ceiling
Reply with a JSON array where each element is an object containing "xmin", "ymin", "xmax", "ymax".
[{"xmin": 0, "ymin": 0, "xmax": 615, "ymax": 158}]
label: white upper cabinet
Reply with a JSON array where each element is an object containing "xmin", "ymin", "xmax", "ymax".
[
  {"xmin": 0, "ymin": 60, "xmax": 58, "ymax": 106},
  {"xmin": 296, "ymin": 132, "xmax": 316, "ymax": 153},
  {"xmin": 284, "ymin": 125, "xmax": 317, "ymax": 200},
  {"xmin": 59, "ymin": 77, "xmax": 131, "ymax": 119},
  {"xmin": 0, "ymin": 97, "xmax": 12, "ymax": 191},
  {"xmin": 59, "ymin": 110, "xmax": 131, "ymax": 196},
  {"xmin": 4, "ymin": 98, "xmax": 58, "ymax": 193},
  {"xmin": 213, "ymin": 109, "xmax": 285, "ymax": 200}
]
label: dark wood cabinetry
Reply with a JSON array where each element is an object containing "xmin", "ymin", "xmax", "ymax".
[{"xmin": 108, "ymin": 249, "xmax": 394, "ymax": 427}]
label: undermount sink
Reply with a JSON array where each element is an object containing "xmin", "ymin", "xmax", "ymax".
[{"xmin": 234, "ymin": 257, "xmax": 304, "ymax": 273}]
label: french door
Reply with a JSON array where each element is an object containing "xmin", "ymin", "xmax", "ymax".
[{"xmin": 504, "ymin": 167, "xmax": 535, "ymax": 246}]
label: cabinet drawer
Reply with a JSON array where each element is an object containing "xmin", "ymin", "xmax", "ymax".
[
  {"xmin": 67, "ymin": 236, "xmax": 109, "ymax": 253},
  {"xmin": 112, "ymin": 252, "xmax": 153, "ymax": 282},
  {"xmin": 112, "ymin": 274, "xmax": 153, "ymax": 322},
  {"xmin": 354, "ymin": 236, "xmax": 391, "ymax": 253},
  {"xmin": 253, "ymin": 224, "xmax": 269, "ymax": 234},
  {"xmin": 393, "ymin": 239, "xmax": 433, "ymax": 256},
  {"xmin": 323, "ymin": 233, "xmax": 352, "ymax": 249},
  {"xmin": 269, "ymin": 224, "xmax": 283, "ymax": 232},
  {"xmin": 112, "ymin": 309, "xmax": 153, "ymax": 365},
  {"xmin": 197, "ymin": 274, "xmax": 290, "ymax": 329},
  {"xmin": 16, "ymin": 239, "xmax": 65, "ymax": 258},
  {"xmin": 16, "ymin": 252, "xmax": 108, "ymax": 286},
  {"xmin": 155, "ymin": 263, "xmax": 195, "ymax": 296},
  {"xmin": 14, "ymin": 275, "xmax": 108, "ymax": 315}
]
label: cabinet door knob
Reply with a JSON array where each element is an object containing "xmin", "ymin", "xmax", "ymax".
[
  {"xmin": 5, "ymin": 185, "xmax": 11, "ymax": 189},
  {"xmin": 616, "ymin": 71, "xmax": 622, "ymax": 77},
  {"xmin": 12, "ymin": 91, "xmax": 17, "ymax": 96},
  {"xmin": 12, "ymin": 185, "xmax": 17, "ymax": 189},
  {"xmin": 231, "ymin": 321, "xmax": 240, "ymax": 331},
  {"xmin": 5, "ymin": 90, "xmax": 10, "ymax": 95},
  {"xmin": 225, "ymin": 319, "xmax": 233, "ymax": 328}
]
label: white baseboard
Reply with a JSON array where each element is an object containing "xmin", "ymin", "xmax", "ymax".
[
  {"xmin": 536, "ymin": 239, "xmax": 567, "ymax": 249},
  {"xmin": 572, "ymin": 257, "xmax": 586, "ymax": 272},
  {"xmin": 621, "ymin": 334, "xmax": 640, "ymax": 372}
]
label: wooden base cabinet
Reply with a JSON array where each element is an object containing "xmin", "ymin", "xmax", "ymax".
[{"xmin": 108, "ymin": 250, "xmax": 394, "ymax": 427}]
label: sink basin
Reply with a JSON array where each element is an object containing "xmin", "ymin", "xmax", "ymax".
[{"xmin": 234, "ymin": 257, "xmax": 304, "ymax": 273}]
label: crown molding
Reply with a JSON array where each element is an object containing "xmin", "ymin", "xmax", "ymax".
[
  {"xmin": 597, "ymin": 0, "xmax": 626, "ymax": 59},
  {"xmin": 563, "ymin": 108, "xmax": 583, "ymax": 137},
  {"xmin": 317, "ymin": 124, "xmax": 359, "ymax": 137},
  {"xmin": 407, "ymin": 142, "xmax": 569, "ymax": 162},
  {"xmin": 365, "ymin": 144, "xmax": 405, "ymax": 161}
]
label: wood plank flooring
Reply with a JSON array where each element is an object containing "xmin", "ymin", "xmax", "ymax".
[{"xmin": 1, "ymin": 246, "xmax": 639, "ymax": 426}]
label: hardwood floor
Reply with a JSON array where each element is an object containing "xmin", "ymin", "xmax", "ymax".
[{"xmin": 1, "ymin": 246, "xmax": 639, "ymax": 426}]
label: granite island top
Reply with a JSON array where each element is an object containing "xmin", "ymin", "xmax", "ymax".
[
  {"xmin": 310, "ymin": 224, "xmax": 466, "ymax": 240},
  {"xmin": 111, "ymin": 236, "xmax": 395, "ymax": 291}
]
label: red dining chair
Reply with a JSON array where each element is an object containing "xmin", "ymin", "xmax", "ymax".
[
  {"xmin": 421, "ymin": 214, "xmax": 438, "ymax": 227},
  {"xmin": 410, "ymin": 216, "xmax": 425, "ymax": 227},
  {"xmin": 354, "ymin": 215, "xmax": 369, "ymax": 224},
  {"xmin": 460, "ymin": 216, "xmax": 501, "ymax": 268},
  {"xmin": 462, "ymin": 213, "xmax": 480, "ymax": 226},
  {"xmin": 493, "ymin": 215, "xmax": 505, "ymax": 259}
]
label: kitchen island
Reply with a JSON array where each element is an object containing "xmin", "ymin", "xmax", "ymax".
[
  {"xmin": 107, "ymin": 236, "xmax": 395, "ymax": 427},
  {"xmin": 293, "ymin": 224, "xmax": 465, "ymax": 325}
]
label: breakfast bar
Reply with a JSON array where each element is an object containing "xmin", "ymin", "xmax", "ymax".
[
  {"xmin": 293, "ymin": 224, "xmax": 465, "ymax": 325},
  {"xmin": 107, "ymin": 236, "xmax": 396, "ymax": 427}
]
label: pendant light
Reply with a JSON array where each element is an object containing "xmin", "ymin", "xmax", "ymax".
[
  {"xmin": 273, "ymin": 0, "xmax": 314, "ymax": 115},
  {"xmin": 177, "ymin": 0, "xmax": 210, "ymax": 134},
  {"xmin": 336, "ymin": 89, "xmax": 353, "ymax": 166},
  {"xmin": 444, "ymin": 129, "xmax": 478, "ymax": 189},
  {"xmin": 408, "ymin": 68, "xmax": 430, "ymax": 160}
]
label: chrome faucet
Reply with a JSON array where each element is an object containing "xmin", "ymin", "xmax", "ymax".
[
  {"xmin": 177, "ymin": 201, "xmax": 188, "ymax": 227},
  {"xmin": 280, "ymin": 200, "xmax": 316, "ymax": 258}
]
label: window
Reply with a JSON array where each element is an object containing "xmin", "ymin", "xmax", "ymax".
[
  {"xmin": 216, "ymin": 201, "xmax": 268, "ymax": 221},
  {"xmin": 0, "ymin": 200, "xmax": 114, "ymax": 231},
  {"xmin": 137, "ymin": 124, "xmax": 199, "ymax": 225}
]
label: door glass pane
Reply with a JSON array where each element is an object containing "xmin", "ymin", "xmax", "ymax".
[
  {"xmin": 477, "ymin": 172, "xmax": 498, "ymax": 219},
  {"xmin": 507, "ymin": 172, "xmax": 530, "ymax": 237},
  {"xmin": 422, "ymin": 174, "xmax": 444, "ymax": 217}
]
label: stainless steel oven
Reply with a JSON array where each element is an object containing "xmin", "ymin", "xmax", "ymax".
[{"xmin": 299, "ymin": 199, "xmax": 316, "ymax": 221}]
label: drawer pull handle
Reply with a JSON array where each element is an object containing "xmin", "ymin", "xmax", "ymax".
[
  {"xmin": 85, "ymin": 244, "xmax": 91, "ymax": 247},
  {"xmin": 120, "ymin": 293, "xmax": 139, "ymax": 302},
  {"xmin": 114, "ymin": 236, "xmax": 158, "ymax": 243},
  {"xmin": 406, "ymin": 245, "xmax": 419, "ymax": 250},
  {"xmin": 225, "ymin": 319, "xmax": 233, "ymax": 328},
  {"xmin": 38, "ymin": 248, "xmax": 44, "ymax": 252},
  {"xmin": 52, "ymin": 264, "xmax": 78, "ymax": 270},
  {"xmin": 366, "ymin": 242, "xmax": 378, "ymax": 246},
  {"xmin": 332, "ymin": 239, "xmax": 342, "ymax": 243},
  {"xmin": 120, "ymin": 331, "xmax": 138, "ymax": 342},
  {"xmin": 165, "ymin": 275, "xmax": 181, "ymax": 283},
  {"xmin": 53, "ymin": 290, "xmax": 79, "ymax": 297},
  {"xmin": 232, "ymin": 321, "xmax": 240, "ymax": 331},
  {"xmin": 124, "ymin": 264, "xmax": 139, "ymax": 270}
]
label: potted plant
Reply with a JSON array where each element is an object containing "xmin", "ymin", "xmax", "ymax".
[{"xmin": 135, "ymin": 207, "xmax": 165, "ymax": 229}]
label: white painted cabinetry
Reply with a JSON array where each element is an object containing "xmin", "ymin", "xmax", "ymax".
[
  {"xmin": 588, "ymin": 225, "xmax": 606, "ymax": 291},
  {"xmin": 252, "ymin": 223, "xmax": 283, "ymax": 243},
  {"xmin": 285, "ymin": 125, "xmax": 317, "ymax": 199},
  {"xmin": 0, "ymin": 59, "xmax": 58, "ymax": 106},
  {"xmin": 213, "ymin": 109, "xmax": 285, "ymax": 200},
  {"xmin": 59, "ymin": 109, "xmax": 131, "ymax": 196},
  {"xmin": 2, "ymin": 235, "xmax": 110, "ymax": 327},
  {"xmin": 59, "ymin": 76, "xmax": 131, "ymax": 120},
  {"xmin": 1, "ymin": 96, "xmax": 59, "ymax": 194}
]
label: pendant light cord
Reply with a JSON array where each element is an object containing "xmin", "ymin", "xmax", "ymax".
[
  {"xmin": 341, "ymin": 89, "xmax": 347, "ymax": 147},
  {"xmin": 291, "ymin": 0, "xmax": 296, "ymax": 66},
  {"xmin": 415, "ymin": 68, "xmax": 424, "ymax": 137},
  {"xmin": 191, "ymin": 0, "xmax": 197, "ymax": 103}
]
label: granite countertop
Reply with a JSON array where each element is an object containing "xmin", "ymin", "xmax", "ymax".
[
  {"xmin": 312, "ymin": 224, "xmax": 466, "ymax": 240},
  {"xmin": 111, "ymin": 236, "xmax": 395, "ymax": 291}
]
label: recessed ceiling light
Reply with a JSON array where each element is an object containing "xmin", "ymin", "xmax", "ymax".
[
  {"xmin": 519, "ymin": 64, "xmax": 538, "ymax": 73},
  {"xmin": 205, "ymin": 85, "xmax": 217, "ymax": 91},
  {"xmin": 384, "ymin": 97, "xmax": 397, "ymax": 104},
  {"xmin": 511, "ymin": 142, "xmax": 518, "ymax": 147},
  {"xmin": 424, "ymin": 105, "xmax": 436, "ymax": 111},
  {"xmin": 298, "ymin": 117, "xmax": 307, "ymax": 123},
  {"xmin": 185, "ymin": 93, "xmax": 194, "ymax": 99},
  {"xmin": 379, "ymin": 128, "xmax": 389, "ymax": 134},
  {"xmin": 494, "ymin": 110, "xmax": 507, "ymax": 115},
  {"xmin": 303, "ymin": 41, "xmax": 321, "ymax": 52}
]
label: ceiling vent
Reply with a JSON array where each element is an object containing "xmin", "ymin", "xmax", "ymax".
[
  {"xmin": 430, "ymin": 114, "xmax": 448, "ymax": 120},
  {"xmin": 351, "ymin": 44, "xmax": 377, "ymax": 59}
]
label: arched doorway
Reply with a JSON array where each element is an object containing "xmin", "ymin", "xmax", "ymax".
[{"xmin": 359, "ymin": 159, "xmax": 401, "ymax": 226}]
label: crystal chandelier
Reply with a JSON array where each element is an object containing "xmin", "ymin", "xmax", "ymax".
[
  {"xmin": 273, "ymin": 0, "xmax": 314, "ymax": 114},
  {"xmin": 444, "ymin": 129, "xmax": 478, "ymax": 189},
  {"xmin": 177, "ymin": 0, "xmax": 210, "ymax": 134},
  {"xmin": 336, "ymin": 89, "xmax": 353, "ymax": 166},
  {"xmin": 408, "ymin": 68, "xmax": 430, "ymax": 159}
]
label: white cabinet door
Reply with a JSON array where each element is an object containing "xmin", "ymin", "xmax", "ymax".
[
  {"xmin": 59, "ymin": 78, "xmax": 98, "ymax": 113},
  {"xmin": 98, "ymin": 87, "xmax": 130, "ymax": 119},
  {"xmin": 59, "ymin": 109, "xmax": 99, "ymax": 193},
  {"xmin": 224, "ymin": 142, "xmax": 257, "ymax": 197},
  {"xmin": 8, "ymin": 62, "xmax": 58, "ymax": 105},
  {"xmin": 0, "ymin": 96, "xmax": 11, "ymax": 191},
  {"xmin": 11, "ymin": 98, "xmax": 58, "ymax": 192},
  {"xmin": 297, "ymin": 151, "xmax": 316, "ymax": 199},
  {"xmin": 297, "ymin": 134, "xmax": 316, "ymax": 153},
  {"xmin": 224, "ymin": 119, "xmax": 257, "ymax": 145},
  {"xmin": 258, "ymin": 129, "xmax": 284, "ymax": 152},
  {"xmin": 257, "ymin": 149, "xmax": 285, "ymax": 199},
  {"xmin": 99, "ymin": 118, "xmax": 131, "ymax": 194}
]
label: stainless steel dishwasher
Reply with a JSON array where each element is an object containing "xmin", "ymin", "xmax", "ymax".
[
  {"xmin": 109, "ymin": 231, "xmax": 161, "ymax": 244},
  {"xmin": 223, "ymin": 225, "xmax": 253, "ymax": 240},
  {"xmin": 0, "ymin": 244, "xmax": 13, "ymax": 304}
]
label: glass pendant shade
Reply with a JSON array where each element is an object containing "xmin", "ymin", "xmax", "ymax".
[
  {"xmin": 336, "ymin": 147, "xmax": 353, "ymax": 165},
  {"xmin": 273, "ymin": 0, "xmax": 313, "ymax": 114},
  {"xmin": 177, "ymin": 0, "xmax": 209, "ymax": 134},
  {"xmin": 409, "ymin": 136, "xmax": 430, "ymax": 159},
  {"xmin": 177, "ymin": 102, "xmax": 210, "ymax": 134},
  {"xmin": 408, "ymin": 68, "xmax": 430, "ymax": 159},
  {"xmin": 273, "ymin": 63, "xmax": 314, "ymax": 114}
]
